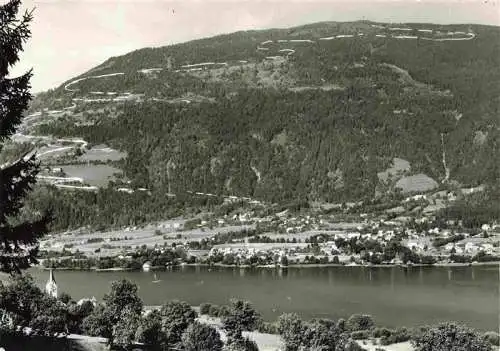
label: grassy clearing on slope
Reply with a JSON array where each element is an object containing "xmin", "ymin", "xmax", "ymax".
[
  {"xmin": 377, "ymin": 158, "xmax": 411, "ymax": 182},
  {"xmin": 61, "ymin": 164, "xmax": 122, "ymax": 186},
  {"xmin": 78, "ymin": 144, "xmax": 127, "ymax": 162},
  {"xmin": 395, "ymin": 174, "xmax": 438, "ymax": 194}
]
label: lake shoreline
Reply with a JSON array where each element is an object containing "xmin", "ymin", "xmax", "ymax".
[
  {"xmin": 27, "ymin": 264, "xmax": 499, "ymax": 332},
  {"xmin": 36, "ymin": 261, "xmax": 500, "ymax": 271}
]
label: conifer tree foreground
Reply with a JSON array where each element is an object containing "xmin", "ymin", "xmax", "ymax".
[{"xmin": 0, "ymin": 0, "xmax": 50, "ymax": 274}]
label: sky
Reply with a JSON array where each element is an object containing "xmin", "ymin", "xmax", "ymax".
[{"xmin": 6, "ymin": 0, "xmax": 500, "ymax": 93}]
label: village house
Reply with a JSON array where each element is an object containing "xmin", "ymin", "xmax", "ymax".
[
  {"xmin": 404, "ymin": 194, "xmax": 427, "ymax": 202},
  {"xmin": 444, "ymin": 243, "xmax": 455, "ymax": 252},
  {"xmin": 464, "ymin": 242, "xmax": 480, "ymax": 254},
  {"xmin": 406, "ymin": 240, "xmax": 426, "ymax": 253},
  {"xmin": 347, "ymin": 232, "xmax": 361, "ymax": 239},
  {"xmin": 142, "ymin": 261, "xmax": 152, "ymax": 272},
  {"xmin": 481, "ymin": 224, "xmax": 492, "ymax": 232},
  {"xmin": 480, "ymin": 243, "xmax": 494, "ymax": 254},
  {"xmin": 452, "ymin": 245, "xmax": 464, "ymax": 254}
]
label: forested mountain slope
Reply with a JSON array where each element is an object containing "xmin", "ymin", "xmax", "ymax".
[{"xmin": 29, "ymin": 21, "xmax": 500, "ymax": 203}]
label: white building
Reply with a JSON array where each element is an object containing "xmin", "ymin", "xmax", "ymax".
[
  {"xmin": 142, "ymin": 261, "xmax": 152, "ymax": 272},
  {"xmin": 45, "ymin": 269, "xmax": 58, "ymax": 298},
  {"xmin": 465, "ymin": 242, "xmax": 479, "ymax": 254},
  {"xmin": 481, "ymin": 243, "xmax": 494, "ymax": 254},
  {"xmin": 406, "ymin": 241, "xmax": 425, "ymax": 252},
  {"xmin": 444, "ymin": 243, "xmax": 455, "ymax": 252},
  {"xmin": 481, "ymin": 224, "xmax": 491, "ymax": 232}
]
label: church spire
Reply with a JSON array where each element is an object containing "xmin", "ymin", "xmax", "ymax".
[
  {"xmin": 49, "ymin": 268, "xmax": 56, "ymax": 283},
  {"xmin": 45, "ymin": 269, "xmax": 58, "ymax": 298}
]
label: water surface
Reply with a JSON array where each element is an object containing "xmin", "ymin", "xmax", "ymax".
[{"xmin": 29, "ymin": 265, "xmax": 499, "ymax": 331}]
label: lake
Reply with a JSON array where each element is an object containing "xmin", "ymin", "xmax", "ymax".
[{"xmin": 29, "ymin": 265, "xmax": 499, "ymax": 331}]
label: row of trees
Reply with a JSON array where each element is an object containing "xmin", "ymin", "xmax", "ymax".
[
  {"xmin": 0, "ymin": 276, "xmax": 260, "ymax": 351},
  {"xmin": 42, "ymin": 246, "xmax": 192, "ymax": 270}
]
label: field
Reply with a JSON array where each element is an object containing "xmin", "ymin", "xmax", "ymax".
[
  {"xmin": 37, "ymin": 145, "xmax": 75, "ymax": 160},
  {"xmin": 395, "ymin": 174, "xmax": 439, "ymax": 194},
  {"xmin": 355, "ymin": 340, "xmax": 414, "ymax": 351},
  {"xmin": 249, "ymin": 229, "xmax": 362, "ymax": 242},
  {"xmin": 377, "ymin": 158, "xmax": 411, "ymax": 182},
  {"xmin": 41, "ymin": 222, "xmax": 256, "ymax": 257},
  {"xmin": 78, "ymin": 144, "xmax": 127, "ymax": 162},
  {"xmin": 60, "ymin": 164, "xmax": 122, "ymax": 186}
]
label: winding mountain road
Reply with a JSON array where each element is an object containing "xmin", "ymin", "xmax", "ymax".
[{"xmin": 61, "ymin": 24, "xmax": 476, "ymax": 93}]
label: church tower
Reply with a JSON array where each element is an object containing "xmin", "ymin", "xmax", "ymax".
[{"xmin": 45, "ymin": 269, "xmax": 58, "ymax": 298}]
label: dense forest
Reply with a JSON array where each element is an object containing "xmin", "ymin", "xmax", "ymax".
[
  {"xmin": 29, "ymin": 21, "xmax": 500, "ymax": 205},
  {"xmin": 22, "ymin": 185, "xmax": 223, "ymax": 232}
]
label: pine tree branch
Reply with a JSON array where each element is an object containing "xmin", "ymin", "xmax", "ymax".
[
  {"xmin": 0, "ymin": 245, "xmax": 40, "ymax": 274},
  {"xmin": 0, "ymin": 0, "xmax": 48, "ymax": 274},
  {"xmin": 0, "ymin": 152, "xmax": 39, "ymax": 223},
  {"xmin": 0, "ymin": 211, "xmax": 51, "ymax": 245},
  {"xmin": 0, "ymin": 0, "xmax": 33, "ymax": 77},
  {"xmin": 0, "ymin": 73, "xmax": 32, "ymax": 141},
  {"xmin": 0, "ymin": 0, "xmax": 21, "ymax": 26}
]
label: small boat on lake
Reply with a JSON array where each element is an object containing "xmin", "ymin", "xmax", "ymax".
[{"xmin": 152, "ymin": 273, "xmax": 161, "ymax": 283}]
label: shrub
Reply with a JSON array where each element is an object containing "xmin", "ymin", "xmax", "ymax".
[
  {"xmin": 219, "ymin": 305, "xmax": 231, "ymax": 317},
  {"xmin": 181, "ymin": 321, "xmax": 223, "ymax": 351},
  {"xmin": 346, "ymin": 314, "xmax": 375, "ymax": 332},
  {"xmin": 67, "ymin": 300, "xmax": 94, "ymax": 334},
  {"xmin": 277, "ymin": 313, "xmax": 306, "ymax": 350},
  {"xmin": 224, "ymin": 331, "xmax": 259, "ymax": 351},
  {"xmin": 351, "ymin": 330, "xmax": 370, "ymax": 340},
  {"xmin": 103, "ymin": 279, "xmax": 143, "ymax": 319},
  {"xmin": 344, "ymin": 339, "xmax": 367, "ymax": 351},
  {"xmin": 209, "ymin": 304, "xmax": 222, "ymax": 317},
  {"xmin": 412, "ymin": 322, "xmax": 493, "ymax": 351},
  {"xmin": 278, "ymin": 313, "xmax": 347, "ymax": 351},
  {"xmin": 135, "ymin": 310, "xmax": 165, "ymax": 346},
  {"xmin": 199, "ymin": 303, "xmax": 212, "ymax": 315},
  {"xmin": 29, "ymin": 296, "xmax": 69, "ymax": 336},
  {"xmin": 379, "ymin": 336, "xmax": 390, "ymax": 345},
  {"xmin": 112, "ymin": 307, "xmax": 141, "ymax": 348},
  {"xmin": 337, "ymin": 318, "xmax": 346, "ymax": 332},
  {"xmin": 159, "ymin": 300, "xmax": 197, "ymax": 344},
  {"xmin": 473, "ymin": 252, "xmax": 500, "ymax": 263},
  {"xmin": 82, "ymin": 304, "xmax": 113, "ymax": 339},
  {"xmin": 483, "ymin": 331, "xmax": 500, "ymax": 346},
  {"xmin": 257, "ymin": 321, "xmax": 279, "ymax": 334},
  {"xmin": 222, "ymin": 299, "xmax": 261, "ymax": 335},
  {"xmin": 58, "ymin": 292, "xmax": 73, "ymax": 304},
  {"xmin": 379, "ymin": 327, "xmax": 412, "ymax": 345},
  {"xmin": 387, "ymin": 327, "xmax": 411, "ymax": 344},
  {"xmin": 372, "ymin": 327, "xmax": 392, "ymax": 338}
]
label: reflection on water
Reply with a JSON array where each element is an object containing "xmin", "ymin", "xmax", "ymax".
[{"xmin": 28, "ymin": 265, "xmax": 499, "ymax": 331}]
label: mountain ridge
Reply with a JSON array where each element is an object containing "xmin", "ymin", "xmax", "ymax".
[
  {"xmin": 43, "ymin": 20, "xmax": 494, "ymax": 90},
  {"xmin": 26, "ymin": 20, "xmax": 499, "ymax": 204}
]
